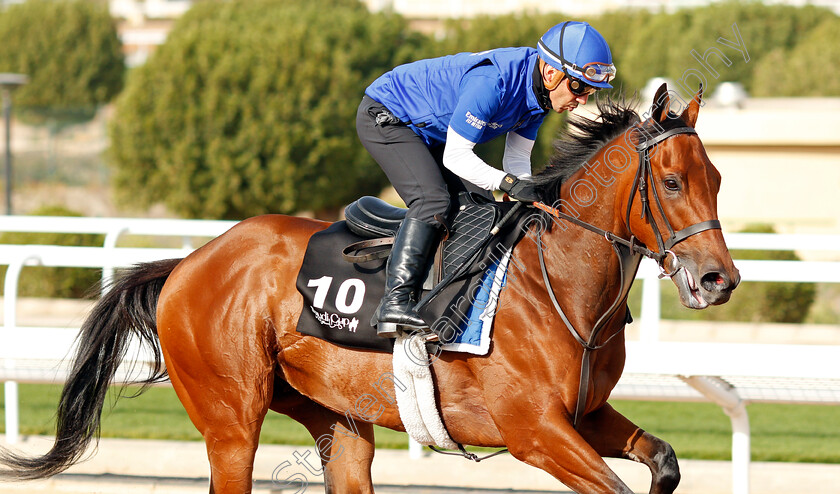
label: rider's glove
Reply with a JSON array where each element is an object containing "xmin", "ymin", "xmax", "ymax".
[{"xmin": 499, "ymin": 173, "xmax": 541, "ymax": 203}]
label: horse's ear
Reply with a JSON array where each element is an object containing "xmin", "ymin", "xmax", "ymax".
[
  {"xmin": 680, "ymin": 84, "xmax": 704, "ymax": 128},
  {"xmin": 650, "ymin": 83, "xmax": 670, "ymax": 122}
]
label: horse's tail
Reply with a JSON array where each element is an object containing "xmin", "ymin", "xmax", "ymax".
[{"xmin": 0, "ymin": 258, "xmax": 181, "ymax": 480}]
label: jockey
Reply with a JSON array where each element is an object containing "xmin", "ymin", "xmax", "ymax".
[{"xmin": 357, "ymin": 21, "xmax": 615, "ymax": 338}]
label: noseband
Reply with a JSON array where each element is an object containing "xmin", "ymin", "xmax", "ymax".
[{"xmin": 533, "ymin": 122, "xmax": 721, "ymax": 427}]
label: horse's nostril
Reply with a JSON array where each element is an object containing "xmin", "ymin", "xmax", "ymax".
[{"xmin": 701, "ymin": 272, "xmax": 728, "ymax": 292}]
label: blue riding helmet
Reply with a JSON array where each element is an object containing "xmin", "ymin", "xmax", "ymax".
[{"xmin": 537, "ymin": 21, "xmax": 616, "ymax": 89}]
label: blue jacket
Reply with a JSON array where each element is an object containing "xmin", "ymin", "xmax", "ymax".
[{"xmin": 365, "ymin": 47, "xmax": 548, "ymax": 146}]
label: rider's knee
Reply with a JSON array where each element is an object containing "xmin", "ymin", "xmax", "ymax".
[{"xmin": 407, "ymin": 193, "xmax": 450, "ymax": 224}]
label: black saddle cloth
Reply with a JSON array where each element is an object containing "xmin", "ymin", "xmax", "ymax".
[{"xmin": 294, "ymin": 197, "xmax": 530, "ymax": 352}]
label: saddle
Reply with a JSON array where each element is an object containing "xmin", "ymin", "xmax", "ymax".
[
  {"xmin": 294, "ymin": 193, "xmax": 528, "ymax": 352},
  {"xmin": 343, "ymin": 195, "xmax": 407, "ymax": 238},
  {"xmin": 343, "ymin": 193, "xmax": 499, "ymax": 288}
]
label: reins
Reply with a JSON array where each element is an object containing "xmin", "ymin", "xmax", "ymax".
[
  {"xmin": 535, "ymin": 226, "xmax": 633, "ymax": 427},
  {"xmin": 533, "ymin": 201, "xmax": 659, "ymax": 261},
  {"xmin": 534, "ymin": 123, "xmax": 721, "ymax": 429}
]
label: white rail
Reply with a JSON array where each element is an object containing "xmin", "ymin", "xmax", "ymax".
[
  {"xmin": 1, "ymin": 217, "xmax": 839, "ymax": 494},
  {"xmin": 625, "ymin": 236, "xmax": 840, "ymax": 494},
  {"xmin": 0, "ymin": 215, "xmax": 236, "ymax": 289}
]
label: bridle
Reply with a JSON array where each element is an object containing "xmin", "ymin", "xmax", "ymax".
[
  {"xmin": 532, "ymin": 121, "xmax": 721, "ymax": 428},
  {"xmin": 625, "ymin": 125, "xmax": 721, "ymax": 274}
]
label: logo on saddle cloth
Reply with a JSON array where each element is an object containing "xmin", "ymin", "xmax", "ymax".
[
  {"xmin": 309, "ymin": 306, "xmax": 359, "ymax": 332},
  {"xmin": 294, "ymin": 201, "xmax": 528, "ymax": 354}
]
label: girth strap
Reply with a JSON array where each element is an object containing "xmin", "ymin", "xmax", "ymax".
[
  {"xmin": 428, "ymin": 443, "xmax": 510, "ymax": 462},
  {"xmin": 576, "ymin": 348, "xmax": 595, "ymax": 427}
]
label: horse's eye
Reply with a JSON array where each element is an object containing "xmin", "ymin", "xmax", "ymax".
[{"xmin": 663, "ymin": 178, "xmax": 681, "ymax": 191}]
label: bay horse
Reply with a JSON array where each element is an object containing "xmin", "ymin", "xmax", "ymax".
[{"xmin": 0, "ymin": 85, "xmax": 738, "ymax": 493}]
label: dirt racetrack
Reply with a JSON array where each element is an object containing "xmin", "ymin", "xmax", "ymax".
[{"xmin": 1, "ymin": 435, "xmax": 839, "ymax": 494}]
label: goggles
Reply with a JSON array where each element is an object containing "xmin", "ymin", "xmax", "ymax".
[
  {"xmin": 566, "ymin": 76, "xmax": 597, "ymax": 97},
  {"xmin": 565, "ymin": 61, "xmax": 616, "ymax": 85}
]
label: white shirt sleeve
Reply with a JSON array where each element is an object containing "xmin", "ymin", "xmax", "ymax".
[
  {"xmin": 443, "ymin": 126, "xmax": 508, "ymax": 191},
  {"xmin": 503, "ymin": 132, "xmax": 534, "ymax": 178}
]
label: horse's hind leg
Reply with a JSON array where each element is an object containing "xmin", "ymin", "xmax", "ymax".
[
  {"xmin": 579, "ymin": 404, "xmax": 680, "ymax": 494},
  {"xmin": 159, "ymin": 323, "xmax": 275, "ymax": 494},
  {"xmin": 271, "ymin": 383, "xmax": 376, "ymax": 494},
  {"xmin": 165, "ymin": 359, "xmax": 274, "ymax": 494},
  {"xmin": 162, "ymin": 362, "xmax": 272, "ymax": 493}
]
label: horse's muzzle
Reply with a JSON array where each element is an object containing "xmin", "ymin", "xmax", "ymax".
[{"xmin": 672, "ymin": 259, "xmax": 740, "ymax": 309}]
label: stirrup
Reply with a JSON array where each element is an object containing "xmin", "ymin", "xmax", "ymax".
[
  {"xmin": 401, "ymin": 327, "xmax": 439, "ymax": 343},
  {"xmin": 423, "ymin": 331, "xmax": 439, "ymax": 343}
]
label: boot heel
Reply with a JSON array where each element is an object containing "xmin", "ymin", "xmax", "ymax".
[{"xmin": 377, "ymin": 322, "xmax": 399, "ymax": 338}]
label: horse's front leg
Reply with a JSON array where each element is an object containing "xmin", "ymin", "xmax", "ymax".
[
  {"xmin": 578, "ymin": 404, "xmax": 680, "ymax": 494},
  {"xmin": 497, "ymin": 409, "xmax": 635, "ymax": 494}
]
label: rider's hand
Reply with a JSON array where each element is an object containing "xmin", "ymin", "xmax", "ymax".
[{"xmin": 499, "ymin": 173, "xmax": 541, "ymax": 203}]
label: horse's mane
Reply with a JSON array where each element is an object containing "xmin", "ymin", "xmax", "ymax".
[{"xmin": 533, "ymin": 95, "xmax": 641, "ymax": 204}]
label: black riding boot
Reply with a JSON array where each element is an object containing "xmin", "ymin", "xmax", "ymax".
[{"xmin": 372, "ymin": 218, "xmax": 438, "ymax": 337}]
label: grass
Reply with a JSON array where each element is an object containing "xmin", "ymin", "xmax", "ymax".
[
  {"xmin": 612, "ymin": 400, "xmax": 840, "ymax": 463},
  {"xmin": 0, "ymin": 384, "xmax": 408, "ymax": 448},
  {"xmin": 2, "ymin": 384, "xmax": 839, "ymax": 463}
]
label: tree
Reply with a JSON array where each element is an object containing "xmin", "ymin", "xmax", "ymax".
[
  {"xmin": 619, "ymin": 2, "xmax": 831, "ymax": 97},
  {"xmin": 434, "ymin": 13, "xmax": 562, "ymax": 55},
  {"xmin": 0, "ymin": 0, "xmax": 124, "ymax": 125},
  {"xmin": 620, "ymin": 10, "xmax": 693, "ymax": 92},
  {"xmin": 583, "ymin": 8, "xmax": 654, "ymax": 93},
  {"xmin": 108, "ymin": 0, "xmax": 426, "ymax": 219},
  {"xmin": 751, "ymin": 17, "xmax": 840, "ymax": 97}
]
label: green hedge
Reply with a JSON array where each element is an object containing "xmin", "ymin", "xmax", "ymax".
[
  {"xmin": 434, "ymin": 3, "xmax": 837, "ymax": 98},
  {"xmin": 751, "ymin": 16, "xmax": 840, "ymax": 97},
  {"xmin": 108, "ymin": 0, "xmax": 427, "ymax": 219},
  {"xmin": 0, "ymin": 206, "xmax": 103, "ymax": 299},
  {"xmin": 614, "ymin": 2, "xmax": 830, "ymax": 96},
  {"xmin": 0, "ymin": 0, "xmax": 124, "ymax": 126},
  {"xmin": 106, "ymin": 2, "xmax": 840, "ymax": 219}
]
